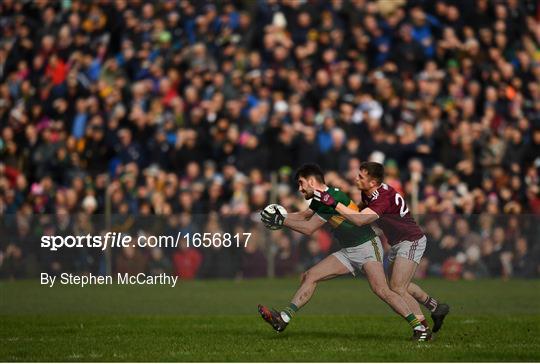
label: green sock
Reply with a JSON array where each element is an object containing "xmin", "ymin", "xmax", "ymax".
[
  {"xmin": 405, "ymin": 313, "xmax": 423, "ymax": 329},
  {"xmin": 281, "ymin": 303, "xmax": 298, "ymax": 322}
]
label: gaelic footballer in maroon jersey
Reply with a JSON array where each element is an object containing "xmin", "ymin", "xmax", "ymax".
[
  {"xmin": 360, "ymin": 182, "xmax": 424, "ymax": 247},
  {"xmin": 313, "ymin": 161, "xmax": 450, "ymax": 334}
]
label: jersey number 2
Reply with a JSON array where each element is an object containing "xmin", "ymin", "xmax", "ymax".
[{"xmin": 394, "ymin": 193, "xmax": 409, "ymax": 217}]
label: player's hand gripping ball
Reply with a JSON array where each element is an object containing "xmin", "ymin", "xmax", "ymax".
[{"xmin": 260, "ymin": 204, "xmax": 287, "ymax": 230}]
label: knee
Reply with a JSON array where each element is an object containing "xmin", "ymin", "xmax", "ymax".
[
  {"xmin": 372, "ymin": 285, "xmax": 391, "ymax": 300},
  {"xmin": 302, "ymin": 270, "xmax": 318, "ymax": 285},
  {"xmin": 389, "ymin": 282, "xmax": 407, "ymax": 296}
]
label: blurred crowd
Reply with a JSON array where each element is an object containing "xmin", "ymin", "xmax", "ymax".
[{"xmin": 0, "ymin": 0, "xmax": 539, "ymax": 280}]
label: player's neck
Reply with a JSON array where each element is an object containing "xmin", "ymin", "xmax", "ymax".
[
  {"xmin": 314, "ymin": 183, "xmax": 328, "ymax": 191},
  {"xmin": 366, "ymin": 184, "xmax": 381, "ymax": 196}
]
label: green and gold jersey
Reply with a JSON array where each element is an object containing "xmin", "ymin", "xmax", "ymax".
[{"xmin": 309, "ymin": 187, "xmax": 376, "ymax": 248}]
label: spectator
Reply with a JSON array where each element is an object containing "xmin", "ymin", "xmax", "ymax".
[
  {"xmin": 302, "ymin": 237, "xmax": 326, "ymax": 271},
  {"xmin": 147, "ymin": 247, "xmax": 173, "ymax": 276},
  {"xmin": 116, "ymin": 245, "xmax": 147, "ymax": 276},
  {"xmin": 173, "ymin": 238, "xmax": 203, "ymax": 280},
  {"xmin": 240, "ymin": 233, "xmax": 267, "ymax": 279},
  {"xmin": 273, "ymin": 231, "xmax": 297, "ymax": 277}
]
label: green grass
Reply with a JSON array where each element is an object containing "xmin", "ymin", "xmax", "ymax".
[{"xmin": 1, "ymin": 278, "xmax": 539, "ymax": 361}]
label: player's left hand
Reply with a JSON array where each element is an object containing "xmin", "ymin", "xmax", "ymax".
[
  {"xmin": 313, "ymin": 190, "xmax": 338, "ymax": 208},
  {"xmin": 260, "ymin": 208, "xmax": 285, "ymax": 228}
]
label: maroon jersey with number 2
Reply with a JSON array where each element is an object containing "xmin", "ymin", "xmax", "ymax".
[{"xmin": 361, "ymin": 183, "xmax": 424, "ymax": 246}]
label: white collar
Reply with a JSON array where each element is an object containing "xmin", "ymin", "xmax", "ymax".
[{"xmin": 370, "ymin": 184, "xmax": 383, "ymax": 198}]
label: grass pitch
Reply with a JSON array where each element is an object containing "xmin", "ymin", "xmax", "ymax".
[{"xmin": 1, "ymin": 278, "xmax": 539, "ymax": 361}]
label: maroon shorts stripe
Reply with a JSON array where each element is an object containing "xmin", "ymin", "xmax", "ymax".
[{"xmin": 409, "ymin": 239, "xmax": 419, "ymax": 260}]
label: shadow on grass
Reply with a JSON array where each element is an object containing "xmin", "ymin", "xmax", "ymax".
[
  {"xmin": 186, "ymin": 325, "xmax": 400, "ymax": 343},
  {"xmin": 266, "ymin": 329, "xmax": 404, "ymax": 342}
]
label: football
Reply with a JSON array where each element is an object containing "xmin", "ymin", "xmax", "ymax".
[{"xmin": 263, "ymin": 204, "xmax": 288, "ymax": 230}]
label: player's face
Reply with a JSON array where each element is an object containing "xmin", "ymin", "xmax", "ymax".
[
  {"xmin": 297, "ymin": 177, "xmax": 315, "ymax": 199},
  {"xmin": 355, "ymin": 169, "xmax": 374, "ymax": 191}
]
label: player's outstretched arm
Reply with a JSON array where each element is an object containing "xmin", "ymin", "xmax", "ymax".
[
  {"xmin": 283, "ymin": 211, "xmax": 325, "ymax": 236},
  {"xmin": 336, "ymin": 205, "xmax": 379, "ymax": 227},
  {"xmin": 285, "ymin": 209, "xmax": 315, "ymax": 221},
  {"xmin": 313, "ymin": 190, "xmax": 379, "ymax": 227}
]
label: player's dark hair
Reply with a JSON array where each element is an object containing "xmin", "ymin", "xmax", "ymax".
[
  {"xmin": 294, "ymin": 164, "xmax": 325, "ymax": 184},
  {"xmin": 360, "ymin": 161, "xmax": 384, "ymax": 184}
]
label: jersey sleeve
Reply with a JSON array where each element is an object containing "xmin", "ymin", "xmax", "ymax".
[
  {"xmin": 308, "ymin": 189, "xmax": 350, "ymax": 222},
  {"xmin": 308, "ymin": 199, "xmax": 329, "ymax": 221},
  {"xmin": 366, "ymin": 192, "xmax": 390, "ymax": 217}
]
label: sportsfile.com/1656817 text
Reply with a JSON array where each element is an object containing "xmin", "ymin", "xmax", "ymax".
[{"xmin": 40, "ymin": 232, "xmax": 252, "ymax": 251}]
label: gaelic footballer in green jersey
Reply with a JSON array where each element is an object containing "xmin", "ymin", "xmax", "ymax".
[{"xmin": 259, "ymin": 164, "xmax": 432, "ymax": 341}]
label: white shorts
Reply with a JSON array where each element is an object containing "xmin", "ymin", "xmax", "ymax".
[
  {"xmin": 387, "ymin": 235, "xmax": 427, "ymax": 264},
  {"xmin": 332, "ymin": 237, "xmax": 383, "ymax": 276}
]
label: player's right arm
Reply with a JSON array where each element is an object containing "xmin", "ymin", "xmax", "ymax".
[
  {"xmin": 283, "ymin": 209, "xmax": 325, "ymax": 236},
  {"xmin": 313, "ymin": 189, "xmax": 382, "ymax": 227},
  {"xmin": 335, "ymin": 205, "xmax": 380, "ymax": 227},
  {"xmin": 284, "ymin": 208, "xmax": 315, "ymax": 221}
]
